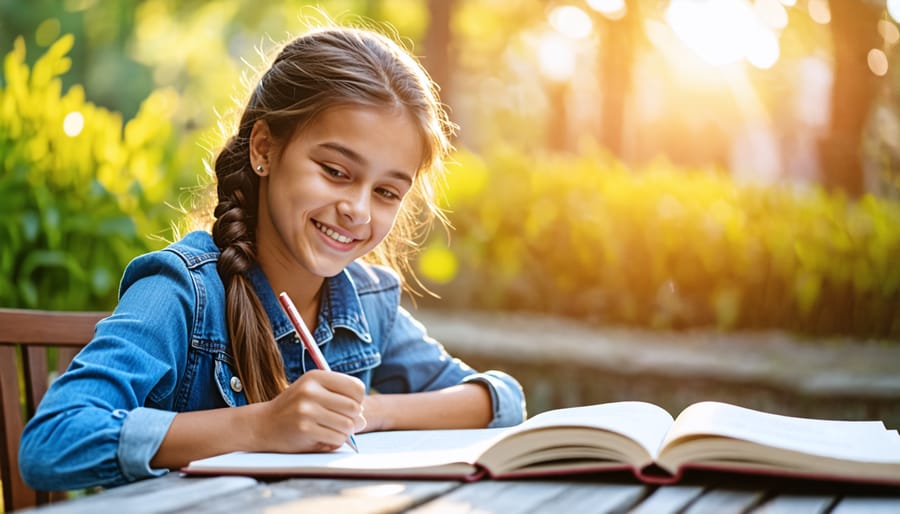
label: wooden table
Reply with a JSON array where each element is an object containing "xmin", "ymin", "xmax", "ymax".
[{"xmin": 16, "ymin": 471, "xmax": 900, "ymax": 513}]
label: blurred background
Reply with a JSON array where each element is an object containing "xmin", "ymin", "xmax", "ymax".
[{"xmin": 2, "ymin": 0, "xmax": 899, "ymax": 341}]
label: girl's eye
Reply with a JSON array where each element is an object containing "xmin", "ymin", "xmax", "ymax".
[
  {"xmin": 376, "ymin": 188, "xmax": 401, "ymax": 201},
  {"xmin": 321, "ymin": 164, "xmax": 346, "ymax": 178}
]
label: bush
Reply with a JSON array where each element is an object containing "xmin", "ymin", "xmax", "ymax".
[
  {"xmin": 416, "ymin": 147, "xmax": 900, "ymax": 339},
  {"xmin": 0, "ymin": 36, "xmax": 180, "ymax": 310}
]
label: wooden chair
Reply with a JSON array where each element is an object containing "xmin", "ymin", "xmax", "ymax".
[{"xmin": 0, "ymin": 308, "xmax": 108, "ymax": 512}]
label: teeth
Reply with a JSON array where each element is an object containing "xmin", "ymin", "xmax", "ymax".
[{"xmin": 314, "ymin": 221, "xmax": 353, "ymax": 243}]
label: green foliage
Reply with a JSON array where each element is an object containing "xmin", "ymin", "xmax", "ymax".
[
  {"xmin": 0, "ymin": 36, "xmax": 178, "ymax": 310},
  {"xmin": 418, "ymin": 147, "xmax": 900, "ymax": 339}
]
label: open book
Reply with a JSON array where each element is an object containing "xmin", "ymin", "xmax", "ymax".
[{"xmin": 183, "ymin": 401, "xmax": 900, "ymax": 485}]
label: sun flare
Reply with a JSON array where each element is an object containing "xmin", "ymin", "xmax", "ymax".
[{"xmin": 666, "ymin": 0, "xmax": 780, "ymax": 69}]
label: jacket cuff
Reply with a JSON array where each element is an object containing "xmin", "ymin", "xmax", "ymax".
[
  {"xmin": 463, "ymin": 370, "xmax": 527, "ymax": 427},
  {"xmin": 116, "ymin": 407, "xmax": 178, "ymax": 481}
]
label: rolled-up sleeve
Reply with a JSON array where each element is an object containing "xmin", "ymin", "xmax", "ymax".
[
  {"xmin": 463, "ymin": 370, "xmax": 526, "ymax": 427},
  {"xmin": 117, "ymin": 407, "xmax": 178, "ymax": 482}
]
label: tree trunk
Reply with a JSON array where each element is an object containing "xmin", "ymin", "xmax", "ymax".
[
  {"xmin": 423, "ymin": 0, "xmax": 454, "ymax": 108},
  {"xmin": 596, "ymin": 8, "xmax": 638, "ymax": 160},
  {"xmin": 546, "ymin": 81, "xmax": 570, "ymax": 152},
  {"xmin": 819, "ymin": 0, "xmax": 883, "ymax": 196}
]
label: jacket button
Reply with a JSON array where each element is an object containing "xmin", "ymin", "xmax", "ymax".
[{"xmin": 230, "ymin": 376, "xmax": 243, "ymax": 392}]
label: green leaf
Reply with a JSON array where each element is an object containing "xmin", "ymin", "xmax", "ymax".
[{"xmin": 20, "ymin": 249, "xmax": 85, "ymax": 281}]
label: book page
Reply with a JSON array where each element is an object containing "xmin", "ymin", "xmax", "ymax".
[
  {"xmin": 502, "ymin": 401, "xmax": 676, "ymax": 460},
  {"xmin": 660, "ymin": 401, "xmax": 900, "ymax": 464},
  {"xmin": 187, "ymin": 428, "xmax": 511, "ymax": 476}
]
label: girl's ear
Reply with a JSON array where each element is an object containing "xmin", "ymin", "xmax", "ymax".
[{"xmin": 249, "ymin": 120, "xmax": 273, "ymax": 176}]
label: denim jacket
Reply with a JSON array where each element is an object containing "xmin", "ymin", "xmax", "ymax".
[{"xmin": 19, "ymin": 231, "xmax": 526, "ymax": 491}]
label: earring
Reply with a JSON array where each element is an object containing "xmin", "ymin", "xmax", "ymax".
[{"xmin": 255, "ymin": 165, "xmax": 264, "ymax": 172}]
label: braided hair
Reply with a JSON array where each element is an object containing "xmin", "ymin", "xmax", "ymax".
[{"xmin": 210, "ymin": 26, "xmax": 454, "ymax": 403}]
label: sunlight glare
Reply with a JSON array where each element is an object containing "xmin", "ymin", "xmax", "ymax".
[
  {"xmin": 779, "ymin": 0, "xmax": 796, "ymax": 5},
  {"xmin": 879, "ymin": 20, "xmax": 900, "ymax": 45},
  {"xmin": 889, "ymin": 0, "xmax": 900, "ymax": 24},
  {"xmin": 63, "ymin": 111, "xmax": 84, "ymax": 137},
  {"xmin": 746, "ymin": 28, "xmax": 780, "ymax": 69},
  {"xmin": 666, "ymin": 0, "xmax": 779, "ymax": 68},
  {"xmin": 754, "ymin": 0, "xmax": 788, "ymax": 30},
  {"xmin": 548, "ymin": 6, "xmax": 593, "ymax": 40},
  {"xmin": 868, "ymin": 48, "xmax": 889, "ymax": 76},
  {"xmin": 666, "ymin": 0, "xmax": 747, "ymax": 65},
  {"xmin": 537, "ymin": 32, "xmax": 577, "ymax": 82},
  {"xmin": 586, "ymin": 0, "xmax": 627, "ymax": 20},
  {"xmin": 587, "ymin": 0, "xmax": 624, "ymax": 13},
  {"xmin": 807, "ymin": 0, "xmax": 831, "ymax": 24}
]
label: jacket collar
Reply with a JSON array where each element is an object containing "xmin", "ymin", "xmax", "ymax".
[{"xmin": 247, "ymin": 265, "xmax": 372, "ymax": 344}]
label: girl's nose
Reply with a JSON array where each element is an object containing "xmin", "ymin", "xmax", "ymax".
[{"xmin": 337, "ymin": 189, "xmax": 371, "ymax": 225}]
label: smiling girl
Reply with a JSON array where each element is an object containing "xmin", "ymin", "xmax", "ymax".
[{"xmin": 19, "ymin": 25, "xmax": 526, "ymax": 491}]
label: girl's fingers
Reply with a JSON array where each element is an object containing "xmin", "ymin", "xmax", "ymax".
[
  {"xmin": 289, "ymin": 370, "xmax": 365, "ymax": 417},
  {"xmin": 311, "ymin": 370, "xmax": 366, "ymax": 402},
  {"xmin": 262, "ymin": 370, "xmax": 366, "ymax": 452}
]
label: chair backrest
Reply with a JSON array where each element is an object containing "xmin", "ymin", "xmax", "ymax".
[{"xmin": 0, "ymin": 308, "xmax": 107, "ymax": 512}]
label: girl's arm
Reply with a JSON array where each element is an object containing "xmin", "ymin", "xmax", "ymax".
[
  {"xmin": 20, "ymin": 250, "xmax": 196, "ymax": 491},
  {"xmin": 370, "ymin": 304, "xmax": 526, "ymax": 429},
  {"xmin": 151, "ymin": 369, "xmax": 366, "ymax": 469},
  {"xmin": 361, "ymin": 382, "xmax": 492, "ymax": 432}
]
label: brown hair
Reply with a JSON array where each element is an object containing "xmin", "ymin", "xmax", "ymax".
[{"xmin": 211, "ymin": 26, "xmax": 454, "ymax": 403}]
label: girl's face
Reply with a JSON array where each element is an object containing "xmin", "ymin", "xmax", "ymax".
[{"xmin": 252, "ymin": 105, "xmax": 423, "ymax": 286}]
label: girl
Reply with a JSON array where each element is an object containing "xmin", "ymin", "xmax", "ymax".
[{"xmin": 20, "ymin": 25, "xmax": 526, "ymax": 491}]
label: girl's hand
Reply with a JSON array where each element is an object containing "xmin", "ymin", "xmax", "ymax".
[{"xmin": 253, "ymin": 369, "xmax": 366, "ymax": 452}]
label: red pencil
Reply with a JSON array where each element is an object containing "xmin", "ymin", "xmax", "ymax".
[{"xmin": 278, "ymin": 291, "xmax": 360, "ymax": 453}]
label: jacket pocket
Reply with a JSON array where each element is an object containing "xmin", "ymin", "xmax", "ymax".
[
  {"xmin": 174, "ymin": 338, "xmax": 246, "ymax": 410},
  {"xmin": 214, "ymin": 357, "xmax": 247, "ymax": 407}
]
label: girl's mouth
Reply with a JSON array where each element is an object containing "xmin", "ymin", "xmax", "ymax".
[{"xmin": 313, "ymin": 220, "xmax": 355, "ymax": 244}]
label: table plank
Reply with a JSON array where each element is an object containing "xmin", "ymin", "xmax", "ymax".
[
  {"xmin": 184, "ymin": 478, "xmax": 461, "ymax": 514},
  {"xmin": 683, "ymin": 488, "xmax": 768, "ymax": 514},
  {"xmin": 751, "ymin": 494, "xmax": 837, "ymax": 514},
  {"xmin": 628, "ymin": 485, "xmax": 706, "ymax": 514},
  {"xmin": 17, "ymin": 474, "xmax": 258, "ymax": 514},
  {"xmin": 830, "ymin": 496, "xmax": 900, "ymax": 513},
  {"xmin": 16, "ymin": 473, "xmax": 900, "ymax": 514},
  {"xmin": 407, "ymin": 480, "xmax": 647, "ymax": 513}
]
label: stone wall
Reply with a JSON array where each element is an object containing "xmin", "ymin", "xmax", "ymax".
[{"xmin": 410, "ymin": 309, "xmax": 900, "ymax": 428}]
